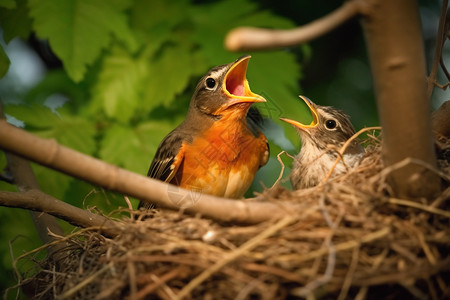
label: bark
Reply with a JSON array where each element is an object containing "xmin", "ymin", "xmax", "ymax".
[{"xmin": 361, "ymin": 0, "xmax": 441, "ymax": 198}]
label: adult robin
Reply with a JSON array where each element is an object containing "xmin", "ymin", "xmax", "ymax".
[
  {"xmin": 139, "ymin": 56, "xmax": 269, "ymax": 209},
  {"xmin": 280, "ymin": 96, "xmax": 364, "ymax": 190}
]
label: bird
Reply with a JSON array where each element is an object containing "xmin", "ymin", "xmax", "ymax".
[
  {"xmin": 280, "ymin": 96, "xmax": 364, "ymax": 190},
  {"xmin": 139, "ymin": 55, "xmax": 269, "ymax": 209}
]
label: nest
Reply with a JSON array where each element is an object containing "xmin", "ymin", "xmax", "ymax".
[{"xmin": 10, "ymin": 137, "xmax": 450, "ymax": 300}]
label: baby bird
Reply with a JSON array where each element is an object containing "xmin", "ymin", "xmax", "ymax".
[{"xmin": 280, "ymin": 96, "xmax": 364, "ymax": 189}]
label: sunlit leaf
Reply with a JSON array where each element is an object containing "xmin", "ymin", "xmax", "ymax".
[
  {"xmin": 4, "ymin": 104, "xmax": 61, "ymax": 129},
  {"xmin": 28, "ymin": 0, "xmax": 137, "ymax": 82},
  {"xmin": 143, "ymin": 43, "xmax": 205, "ymax": 112},
  {"xmin": 91, "ymin": 46, "xmax": 147, "ymax": 122}
]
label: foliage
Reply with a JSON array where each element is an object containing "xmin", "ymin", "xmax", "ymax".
[{"xmin": 0, "ymin": 0, "xmax": 305, "ymax": 293}]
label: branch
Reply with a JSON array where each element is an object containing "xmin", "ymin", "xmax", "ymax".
[
  {"xmin": 362, "ymin": 0, "xmax": 441, "ymax": 198},
  {"xmin": 0, "ymin": 103, "xmax": 65, "ymax": 256},
  {"xmin": 4, "ymin": 154, "xmax": 65, "ymax": 242},
  {"xmin": 225, "ymin": 0, "xmax": 361, "ymax": 51},
  {"xmin": 427, "ymin": 0, "xmax": 449, "ymax": 99},
  {"xmin": 0, "ymin": 120, "xmax": 286, "ymax": 224},
  {"xmin": 0, "ymin": 190, "xmax": 121, "ymax": 237}
]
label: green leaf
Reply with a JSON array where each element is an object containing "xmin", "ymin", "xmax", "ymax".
[
  {"xmin": 0, "ymin": 0, "xmax": 32, "ymax": 42},
  {"xmin": 99, "ymin": 120, "xmax": 174, "ymax": 174},
  {"xmin": 0, "ymin": 0, "xmax": 15, "ymax": 9},
  {"xmin": 91, "ymin": 46, "xmax": 147, "ymax": 122},
  {"xmin": 4, "ymin": 104, "xmax": 61, "ymax": 129},
  {"xmin": 0, "ymin": 44, "xmax": 10, "ymax": 78},
  {"xmin": 28, "ymin": 0, "xmax": 137, "ymax": 82},
  {"xmin": 189, "ymin": 0, "xmax": 294, "ymax": 65},
  {"xmin": 131, "ymin": 0, "xmax": 189, "ymax": 32},
  {"xmin": 143, "ymin": 43, "xmax": 204, "ymax": 112}
]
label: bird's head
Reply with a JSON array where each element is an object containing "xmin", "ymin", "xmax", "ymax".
[
  {"xmin": 280, "ymin": 96, "xmax": 357, "ymax": 149},
  {"xmin": 191, "ymin": 55, "xmax": 266, "ymax": 119}
]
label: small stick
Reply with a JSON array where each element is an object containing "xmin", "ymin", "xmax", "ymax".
[
  {"xmin": 277, "ymin": 227, "xmax": 390, "ymax": 263},
  {"xmin": 175, "ymin": 215, "xmax": 295, "ymax": 299},
  {"xmin": 323, "ymin": 126, "xmax": 381, "ymax": 183},
  {"xmin": 225, "ymin": 0, "xmax": 361, "ymax": 51},
  {"xmin": 336, "ymin": 246, "xmax": 360, "ymax": 300},
  {"xmin": 135, "ymin": 267, "xmax": 188, "ymax": 299},
  {"xmin": 388, "ymin": 197, "xmax": 450, "ymax": 218},
  {"xmin": 427, "ymin": 0, "xmax": 449, "ymax": 99},
  {"xmin": 58, "ymin": 263, "xmax": 113, "ymax": 299},
  {"xmin": 271, "ymin": 151, "xmax": 295, "ymax": 188}
]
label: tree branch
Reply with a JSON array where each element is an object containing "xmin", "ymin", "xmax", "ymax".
[
  {"xmin": 0, "ymin": 120, "xmax": 286, "ymax": 224},
  {"xmin": 4, "ymin": 154, "xmax": 66, "ymax": 242},
  {"xmin": 0, "ymin": 103, "xmax": 65, "ymax": 257},
  {"xmin": 362, "ymin": 0, "xmax": 441, "ymax": 198},
  {"xmin": 0, "ymin": 190, "xmax": 120, "ymax": 237},
  {"xmin": 225, "ymin": 0, "xmax": 361, "ymax": 51}
]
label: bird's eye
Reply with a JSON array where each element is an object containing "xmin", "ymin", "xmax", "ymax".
[
  {"xmin": 325, "ymin": 119, "xmax": 337, "ymax": 130},
  {"xmin": 205, "ymin": 77, "xmax": 216, "ymax": 89}
]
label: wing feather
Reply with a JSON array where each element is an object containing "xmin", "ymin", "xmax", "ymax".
[{"xmin": 138, "ymin": 132, "xmax": 185, "ymax": 210}]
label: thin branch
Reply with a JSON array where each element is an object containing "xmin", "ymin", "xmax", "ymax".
[
  {"xmin": 427, "ymin": 0, "xmax": 449, "ymax": 100},
  {"xmin": 439, "ymin": 55, "xmax": 450, "ymax": 81},
  {"xmin": 0, "ymin": 119, "xmax": 286, "ymax": 224},
  {"xmin": 59, "ymin": 263, "xmax": 114, "ymax": 299},
  {"xmin": 271, "ymin": 151, "xmax": 294, "ymax": 188},
  {"xmin": 0, "ymin": 190, "xmax": 121, "ymax": 237},
  {"xmin": 4, "ymin": 154, "xmax": 65, "ymax": 243},
  {"xmin": 388, "ymin": 197, "xmax": 450, "ymax": 218},
  {"xmin": 225, "ymin": 0, "xmax": 361, "ymax": 51},
  {"xmin": 277, "ymin": 227, "xmax": 390, "ymax": 263}
]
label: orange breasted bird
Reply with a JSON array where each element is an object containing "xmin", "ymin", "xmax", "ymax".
[
  {"xmin": 139, "ymin": 56, "xmax": 269, "ymax": 209},
  {"xmin": 280, "ymin": 96, "xmax": 364, "ymax": 190}
]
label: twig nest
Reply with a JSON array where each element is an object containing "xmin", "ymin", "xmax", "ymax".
[{"xmin": 10, "ymin": 139, "xmax": 450, "ymax": 299}]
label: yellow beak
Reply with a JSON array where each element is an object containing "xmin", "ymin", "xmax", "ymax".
[
  {"xmin": 280, "ymin": 95, "xmax": 319, "ymax": 129},
  {"xmin": 222, "ymin": 55, "xmax": 266, "ymax": 106}
]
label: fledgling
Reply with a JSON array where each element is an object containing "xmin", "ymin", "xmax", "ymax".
[
  {"xmin": 139, "ymin": 56, "xmax": 269, "ymax": 209},
  {"xmin": 280, "ymin": 96, "xmax": 364, "ymax": 190}
]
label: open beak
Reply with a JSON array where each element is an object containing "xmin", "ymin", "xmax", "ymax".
[
  {"xmin": 221, "ymin": 55, "xmax": 266, "ymax": 107},
  {"xmin": 280, "ymin": 95, "xmax": 319, "ymax": 130}
]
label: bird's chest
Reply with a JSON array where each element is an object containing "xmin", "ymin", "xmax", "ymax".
[
  {"xmin": 179, "ymin": 123, "xmax": 266, "ymax": 198},
  {"xmin": 291, "ymin": 146, "xmax": 354, "ymax": 189}
]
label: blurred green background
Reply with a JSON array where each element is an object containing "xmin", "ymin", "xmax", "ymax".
[{"xmin": 0, "ymin": 0, "xmax": 446, "ymax": 296}]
